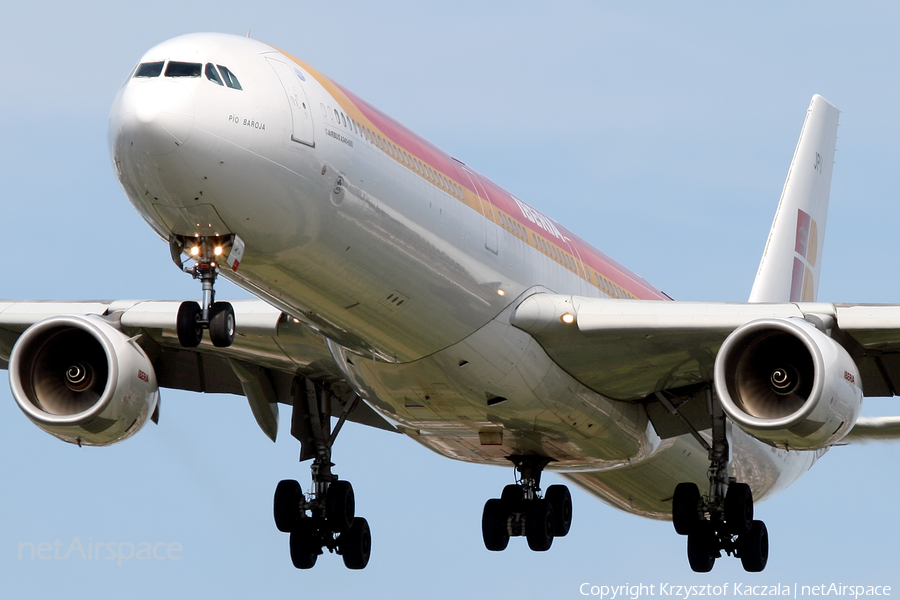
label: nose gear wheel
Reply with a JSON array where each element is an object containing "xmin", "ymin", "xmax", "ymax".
[{"xmin": 170, "ymin": 234, "xmax": 236, "ymax": 348}]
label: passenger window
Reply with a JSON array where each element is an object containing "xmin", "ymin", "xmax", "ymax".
[
  {"xmin": 334, "ymin": 109, "xmax": 340, "ymax": 122},
  {"xmin": 321, "ymin": 104, "xmax": 328, "ymax": 117},
  {"xmin": 205, "ymin": 63, "xmax": 224, "ymax": 85},
  {"xmin": 341, "ymin": 113, "xmax": 347, "ymax": 127},
  {"xmin": 217, "ymin": 65, "xmax": 243, "ymax": 90},
  {"xmin": 165, "ymin": 61, "xmax": 202, "ymax": 78},
  {"xmin": 134, "ymin": 61, "xmax": 165, "ymax": 78}
]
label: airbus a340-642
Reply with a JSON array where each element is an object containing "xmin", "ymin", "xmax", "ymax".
[{"xmin": 4, "ymin": 32, "xmax": 899, "ymax": 573}]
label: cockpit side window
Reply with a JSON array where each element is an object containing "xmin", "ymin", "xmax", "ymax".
[
  {"xmin": 205, "ymin": 63, "xmax": 224, "ymax": 86},
  {"xmin": 165, "ymin": 61, "xmax": 202, "ymax": 78},
  {"xmin": 134, "ymin": 61, "xmax": 164, "ymax": 78},
  {"xmin": 217, "ymin": 65, "xmax": 243, "ymax": 90}
]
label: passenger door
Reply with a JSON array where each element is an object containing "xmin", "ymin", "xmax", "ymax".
[{"xmin": 265, "ymin": 58, "xmax": 315, "ymax": 147}]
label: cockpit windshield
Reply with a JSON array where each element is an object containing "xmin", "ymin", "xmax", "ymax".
[
  {"xmin": 205, "ymin": 63, "xmax": 224, "ymax": 86},
  {"xmin": 217, "ymin": 65, "xmax": 243, "ymax": 90},
  {"xmin": 165, "ymin": 61, "xmax": 202, "ymax": 78},
  {"xmin": 131, "ymin": 60, "xmax": 242, "ymax": 90},
  {"xmin": 134, "ymin": 61, "xmax": 164, "ymax": 78}
]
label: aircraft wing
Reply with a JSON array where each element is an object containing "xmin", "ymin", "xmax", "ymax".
[
  {"xmin": 510, "ymin": 293, "xmax": 900, "ymax": 401},
  {"xmin": 0, "ymin": 299, "xmax": 395, "ymax": 440}
]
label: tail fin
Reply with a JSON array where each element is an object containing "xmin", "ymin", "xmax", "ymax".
[{"xmin": 748, "ymin": 95, "xmax": 840, "ymax": 303}]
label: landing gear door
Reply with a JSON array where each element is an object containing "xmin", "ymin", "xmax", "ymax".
[{"xmin": 266, "ymin": 58, "xmax": 315, "ymax": 148}]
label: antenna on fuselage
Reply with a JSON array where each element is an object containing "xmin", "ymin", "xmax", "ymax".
[{"xmin": 246, "ymin": 28, "xmax": 251, "ymax": 38}]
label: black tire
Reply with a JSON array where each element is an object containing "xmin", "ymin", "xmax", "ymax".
[
  {"xmin": 481, "ymin": 498, "xmax": 510, "ymax": 551},
  {"xmin": 525, "ymin": 499, "xmax": 554, "ymax": 552},
  {"xmin": 340, "ymin": 517, "xmax": 371, "ymax": 570},
  {"xmin": 176, "ymin": 301, "xmax": 203, "ymax": 347},
  {"xmin": 545, "ymin": 485, "xmax": 573, "ymax": 537},
  {"xmin": 289, "ymin": 520, "xmax": 319, "ymax": 569},
  {"xmin": 740, "ymin": 520, "xmax": 769, "ymax": 573},
  {"xmin": 274, "ymin": 479, "xmax": 302, "ymax": 533},
  {"xmin": 725, "ymin": 483, "xmax": 754, "ymax": 535},
  {"xmin": 673, "ymin": 482, "xmax": 702, "ymax": 535},
  {"xmin": 687, "ymin": 521, "xmax": 717, "ymax": 573},
  {"xmin": 326, "ymin": 480, "xmax": 355, "ymax": 534},
  {"xmin": 208, "ymin": 301, "xmax": 235, "ymax": 347},
  {"xmin": 501, "ymin": 484, "xmax": 523, "ymax": 507}
]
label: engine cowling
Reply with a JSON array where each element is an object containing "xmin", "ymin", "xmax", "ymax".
[
  {"xmin": 713, "ymin": 317, "xmax": 862, "ymax": 450},
  {"xmin": 8, "ymin": 314, "xmax": 159, "ymax": 446}
]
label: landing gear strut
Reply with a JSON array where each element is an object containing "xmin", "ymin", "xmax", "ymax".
[
  {"xmin": 482, "ymin": 456, "xmax": 572, "ymax": 553},
  {"xmin": 273, "ymin": 378, "xmax": 370, "ymax": 570},
  {"xmin": 665, "ymin": 387, "xmax": 768, "ymax": 573},
  {"xmin": 172, "ymin": 235, "xmax": 235, "ymax": 348}
]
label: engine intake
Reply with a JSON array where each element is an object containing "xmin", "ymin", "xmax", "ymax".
[
  {"xmin": 714, "ymin": 317, "xmax": 862, "ymax": 450},
  {"xmin": 9, "ymin": 314, "xmax": 159, "ymax": 446}
]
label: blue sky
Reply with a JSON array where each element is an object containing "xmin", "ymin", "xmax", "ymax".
[{"xmin": 2, "ymin": 2, "xmax": 900, "ymax": 598}]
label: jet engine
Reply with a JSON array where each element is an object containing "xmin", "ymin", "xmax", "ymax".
[
  {"xmin": 8, "ymin": 314, "xmax": 159, "ymax": 446},
  {"xmin": 713, "ymin": 317, "xmax": 862, "ymax": 450}
]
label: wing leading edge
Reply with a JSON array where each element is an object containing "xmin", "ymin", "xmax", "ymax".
[
  {"xmin": 0, "ymin": 299, "xmax": 396, "ymax": 440},
  {"xmin": 510, "ymin": 293, "xmax": 900, "ymax": 401}
]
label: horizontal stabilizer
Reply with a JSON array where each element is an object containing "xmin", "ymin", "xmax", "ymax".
[{"xmin": 839, "ymin": 417, "xmax": 900, "ymax": 444}]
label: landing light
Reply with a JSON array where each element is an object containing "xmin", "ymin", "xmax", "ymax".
[
  {"xmin": 497, "ymin": 289, "xmax": 506, "ymax": 296},
  {"xmin": 214, "ymin": 246, "xmax": 223, "ymax": 256},
  {"xmin": 560, "ymin": 313, "xmax": 575, "ymax": 324},
  {"xmin": 190, "ymin": 246, "xmax": 200, "ymax": 256}
]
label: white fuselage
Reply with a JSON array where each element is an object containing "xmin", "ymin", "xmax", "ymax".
[{"xmin": 109, "ymin": 33, "xmax": 817, "ymax": 519}]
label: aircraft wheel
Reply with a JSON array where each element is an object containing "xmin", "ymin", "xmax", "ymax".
[
  {"xmin": 687, "ymin": 521, "xmax": 717, "ymax": 573},
  {"xmin": 289, "ymin": 520, "xmax": 319, "ymax": 569},
  {"xmin": 340, "ymin": 517, "xmax": 371, "ymax": 570},
  {"xmin": 525, "ymin": 499, "xmax": 554, "ymax": 552},
  {"xmin": 740, "ymin": 520, "xmax": 769, "ymax": 573},
  {"xmin": 725, "ymin": 483, "xmax": 754, "ymax": 535},
  {"xmin": 673, "ymin": 482, "xmax": 702, "ymax": 535},
  {"xmin": 176, "ymin": 301, "xmax": 203, "ymax": 347},
  {"xmin": 501, "ymin": 484, "xmax": 523, "ymax": 506},
  {"xmin": 208, "ymin": 301, "xmax": 235, "ymax": 347},
  {"xmin": 545, "ymin": 485, "xmax": 572, "ymax": 537},
  {"xmin": 274, "ymin": 479, "xmax": 302, "ymax": 533},
  {"xmin": 326, "ymin": 480, "xmax": 355, "ymax": 534},
  {"xmin": 481, "ymin": 498, "xmax": 510, "ymax": 551}
]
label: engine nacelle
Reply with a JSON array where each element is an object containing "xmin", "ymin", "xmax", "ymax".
[
  {"xmin": 714, "ymin": 317, "xmax": 862, "ymax": 450},
  {"xmin": 8, "ymin": 314, "xmax": 159, "ymax": 446}
]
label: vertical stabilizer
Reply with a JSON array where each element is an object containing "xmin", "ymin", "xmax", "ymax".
[{"xmin": 748, "ymin": 95, "xmax": 840, "ymax": 303}]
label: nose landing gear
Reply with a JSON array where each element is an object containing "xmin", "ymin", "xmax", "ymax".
[{"xmin": 171, "ymin": 235, "xmax": 236, "ymax": 348}]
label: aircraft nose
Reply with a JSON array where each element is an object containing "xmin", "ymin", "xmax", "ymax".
[{"xmin": 110, "ymin": 78, "xmax": 194, "ymax": 156}]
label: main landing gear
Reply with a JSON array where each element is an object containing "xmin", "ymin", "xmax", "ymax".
[
  {"xmin": 482, "ymin": 456, "xmax": 572, "ymax": 552},
  {"xmin": 663, "ymin": 388, "xmax": 768, "ymax": 573},
  {"xmin": 273, "ymin": 379, "xmax": 371, "ymax": 570},
  {"xmin": 172, "ymin": 235, "xmax": 235, "ymax": 348}
]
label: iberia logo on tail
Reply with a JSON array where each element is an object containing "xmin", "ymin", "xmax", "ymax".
[{"xmin": 790, "ymin": 209, "xmax": 818, "ymax": 302}]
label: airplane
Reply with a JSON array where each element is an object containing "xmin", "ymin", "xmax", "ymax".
[{"xmin": 3, "ymin": 31, "xmax": 899, "ymax": 574}]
